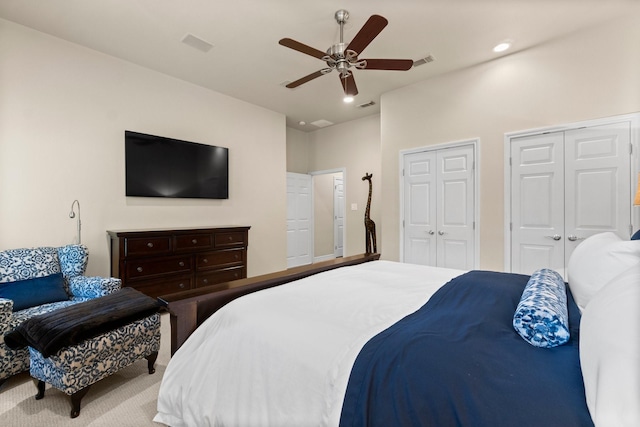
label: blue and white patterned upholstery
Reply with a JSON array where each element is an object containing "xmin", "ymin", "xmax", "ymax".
[
  {"xmin": 0, "ymin": 247, "xmax": 60, "ymax": 282},
  {"xmin": 29, "ymin": 313, "xmax": 160, "ymax": 395},
  {"xmin": 513, "ymin": 268, "xmax": 570, "ymax": 348},
  {"xmin": 0, "ymin": 245, "xmax": 121, "ymax": 383},
  {"xmin": 68, "ymin": 276, "xmax": 121, "ymax": 301},
  {"xmin": 57, "ymin": 245, "xmax": 88, "ymax": 278}
]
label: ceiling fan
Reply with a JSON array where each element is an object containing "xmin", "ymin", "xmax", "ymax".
[{"xmin": 279, "ymin": 10, "xmax": 413, "ymax": 97}]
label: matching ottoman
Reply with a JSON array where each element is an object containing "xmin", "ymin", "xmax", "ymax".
[
  {"xmin": 29, "ymin": 312, "xmax": 161, "ymax": 418},
  {"xmin": 5, "ymin": 288, "xmax": 162, "ymax": 418}
]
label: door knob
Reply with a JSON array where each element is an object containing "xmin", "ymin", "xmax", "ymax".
[
  {"xmin": 545, "ymin": 234, "xmax": 562, "ymax": 241},
  {"xmin": 438, "ymin": 230, "xmax": 445, "ymax": 236},
  {"xmin": 567, "ymin": 235, "xmax": 585, "ymax": 242},
  {"xmin": 427, "ymin": 230, "xmax": 435, "ymax": 235}
]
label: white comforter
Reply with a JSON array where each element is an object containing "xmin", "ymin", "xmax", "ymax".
[{"xmin": 154, "ymin": 261, "xmax": 464, "ymax": 427}]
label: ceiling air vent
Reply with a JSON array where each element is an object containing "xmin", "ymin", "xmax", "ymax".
[
  {"xmin": 310, "ymin": 119, "xmax": 334, "ymax": 128},
  {"xmin": 181, "ymin": 34, "xmax": 214, "ymax": 53},
  {"xmin": 413, "ymin": 54, "xmax": 435, "ymax": 67},
  {"xmin": 357, "ymin": 101, "xmax": 376, "ymax": 108}
]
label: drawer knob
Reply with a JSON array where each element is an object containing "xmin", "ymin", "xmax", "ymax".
[
  {"xmin": 179, "ymin": 283, "xmax": 185, "ymax": 289},
  {"xmin": 234, "ymin": 272, "xmax": 239, "ymax": 278},
  {"xmin": 203, "ymin": 278, "xmax": 209, "ymax": 284},
  {"xmin": 203, "ymin": 258, "xmax": 208, "ymax": 263},
  {"xmin": 147, "ymin": 242, "xmax": 154, "ymax": 248},
  {"xmin": 228, "ymin": 236, "xmax": 233, "ymax": 241},
  {"xmin": 234, "ymin": 254, "xmax": 239, "ymax": 260},
  {"xmin": 136, "ymin": 266, "xmax": 143, "ymax": 273},
  {"xmin": 178, "ymin": 261, "xmax": 185, "ymax": 267},
  {"xmin": 192, "ymin": 239, "xmax": 198, "ymax": 244}
]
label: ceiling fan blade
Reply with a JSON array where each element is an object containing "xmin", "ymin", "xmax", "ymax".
[
  {"xmin": 361, "ymin": 58, "xmax": 414, "ymax": 71},
  {"xmin": 279, "ymin": 38, "xmax": 327, "ymax": 60},
  {"xmin": 286, "ymin": 69, "xmax": 329, "ymax": 88},
  {"xmin": 340, "ymin": 73, "xmax": 358, "ymax": 96},
  {"xmin": 346, "ymin": 15, "xmax": 388, "ymax": 55}
]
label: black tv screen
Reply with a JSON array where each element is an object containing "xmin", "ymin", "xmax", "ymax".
[{"xmin": 125, "ymin": 131, "xmax": 229, "ymax": 199}]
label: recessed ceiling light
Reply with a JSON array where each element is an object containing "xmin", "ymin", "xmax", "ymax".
[
  {"xmin": 298, "ymin": 121, "xmax": 306, "ymax": 126},
  {"xmin": 343, "ymin": 96, "xmax": 354, "ymax": 103},
  {"xmin": 493, "ymin": 40, "xmax": 513, "ymax": 53}
]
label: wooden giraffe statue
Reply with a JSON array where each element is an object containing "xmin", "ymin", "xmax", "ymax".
[{"xmin": 362, "ymin": 173, "xmax": 377, "ymax": 254}]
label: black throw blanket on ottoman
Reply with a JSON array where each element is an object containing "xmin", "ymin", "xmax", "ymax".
[{"xmin": 5, "ymin": 288, "xmax": 161, "ymax": 358}]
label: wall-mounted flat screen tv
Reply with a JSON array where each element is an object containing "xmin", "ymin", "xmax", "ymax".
[{"xmin": 125, "ymin": 130, "xmax": 229, "ymax": 199}]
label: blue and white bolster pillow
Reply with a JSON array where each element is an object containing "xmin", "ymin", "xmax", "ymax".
[{"xmin": 513, "ymin": 268, "xmax": 570, "ymax": 348}]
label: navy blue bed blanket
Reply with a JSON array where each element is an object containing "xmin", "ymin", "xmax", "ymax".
[{"xmin": 339, "ymin": 270, "xmax": 593, "ymax": 427}]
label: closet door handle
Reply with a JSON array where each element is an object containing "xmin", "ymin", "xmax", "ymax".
[
  {"xmin": 545, "ymin": 234, "xmax": 562, "ymax": 241},
  {"xmin": 438, "ymin": 230, "xmax": 445, "ymax": 236},
  {"xmin": 567, "ymin": 235, "xmax": 585, "ymax": 242},
  {"xmin": 427, "ymin": 230, "xmax": 435, "ymax": 235}
]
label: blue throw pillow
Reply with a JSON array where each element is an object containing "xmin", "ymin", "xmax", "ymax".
[
  {"xmin": 631, "ymin": 230, "xmax": 640, "ymax": 240},
  {"xmin": 0, "ymin": 273, "xmax": 69, "ymax": 311},
  {"xmin": 513, "ymin": 268, "xmax": 570, "ymax": 348}
]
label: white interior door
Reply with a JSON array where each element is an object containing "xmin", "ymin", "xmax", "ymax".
[
  {"xmin": 403, "ymin": 144, "xmax": 476, "ymax": 269},
  {"xmin": 564, "ymin": 123, "xmax": 631, "ymax": 259},
  {"xmin": 403, "ymin": 151, "xmax": 437, "ymax": 266},
  {"xmin": 437, "ymin": 146, "xmax": 475, "ymax": 270},
  {"xmin": 511, "ymin": 132, "xmax": 565, "ymax": 274},
  {"xmin": 510, "ymin": 121, "xmax": 632, "ymax": 276},
  {"xmin": 333, "ymin": 176, "xmax": 344, "ymax": 258},
  {"xmin": 286, "ymin": 173, "xmax": 313, "ymax": 268}
]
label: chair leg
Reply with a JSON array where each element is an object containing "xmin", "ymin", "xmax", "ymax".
[
  {"xmin": 34, "ymin": 380, "xmax": 46, "ymax": 400},
  {"xmin": 69, "ymin": 385, "xmax": 91, "ymax": 418},
  {"xmin": 146, "ymin": 351, "xmax": 159, "ymax": 374}
]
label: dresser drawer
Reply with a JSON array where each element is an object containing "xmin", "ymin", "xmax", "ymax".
[
  {"xmin": 125, "ymin": 256, "xmax": 192, "ymax": 280},
  {"xmin": 214, "ymin": 232, "xmax": 246, "ymax": 248},
  {"xmin": 196, "ymin": 249, "xmax": 245, "ymax": 271},
  {"xmin": 127, "ymin": 274, "xmax": 193, "ymax": 299},
  {"xmin": 174, "ymin": 233, "xmax": 213, "ymax": 252},
  {"xmin": 196, "ymin": 266, "xmax": 245, "ymax": 288},
  {"xmin": 125, "ymin": 236, "xmax": 171, "ymax": 257}
]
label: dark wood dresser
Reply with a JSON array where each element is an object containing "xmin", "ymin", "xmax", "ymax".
[{"xmin": 107, "ymin": 226, "xmax": 250, "ymax": 298}]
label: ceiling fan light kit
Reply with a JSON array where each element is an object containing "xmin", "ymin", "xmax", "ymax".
[{"xmin": 279, "ymin": 10, "xmax": 413, "ymax": 98}]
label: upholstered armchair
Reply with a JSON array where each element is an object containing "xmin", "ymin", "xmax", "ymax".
[{"xmin": 0, "ymin": 245, "xmax": 121, "ymax": 386}]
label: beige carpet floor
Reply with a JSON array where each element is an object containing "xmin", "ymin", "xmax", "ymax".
[{"xmin": 0, "ymin": 312, "xmax": 171, "ymax": 427}]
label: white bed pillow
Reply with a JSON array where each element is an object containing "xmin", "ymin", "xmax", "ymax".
[
  {"xmin": 567, "ymin": 232, "xmax": 640, "ymax": 311},
  {"xmin": 579, "ymin": 264, "xmax": 640, "ymax": 427}
]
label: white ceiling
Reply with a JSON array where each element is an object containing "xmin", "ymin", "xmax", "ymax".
[{"xmin": 0, "ymin": 0, "xmax": 636, "ymax": 131}]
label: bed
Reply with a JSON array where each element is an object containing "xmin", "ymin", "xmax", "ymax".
[{"xmin": 154, "ymin": 233, "xmax": 640, "ymax": 427}]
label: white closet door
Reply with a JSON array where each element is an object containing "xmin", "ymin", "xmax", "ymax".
[
  {"xmin": 510, "ymin": 121, "xmax": 631, "ymax": 276},
  {"xmin": 511, "ymin": 132, "xmax": 565, "ymax": 274},
  {"xmin": 403, "ymin": 151, "xmax": 437, "ymax": 266},
  {"xmin": 403, "ymin": 145, "xmax": 475, "ymax": 269},
  {"xmin": 286, "ymin": 173, "xmax": 312, "ymax": 268},
  {"xmin": 564, "ymin": 123, "xmax": 631, "ymax": 260},
  {"xmin": 437, "ymin": 146, "xmax": 475, "ymax": 270}
]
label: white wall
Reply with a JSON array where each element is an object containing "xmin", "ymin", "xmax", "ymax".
[
  {"xmin": 285, "ymin": 127, "xmax": 310, "ymax": 174},
  {"xmin": 307, "ymin": 115, "xmax": 381, "ymax": 256},
  {"xmin": 0, "ymin": 19, "xmax": 287, "ymax": 277},
  {"xmin": 380, "ymin": 14, "xmax": 640, "ymax": 270}
]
